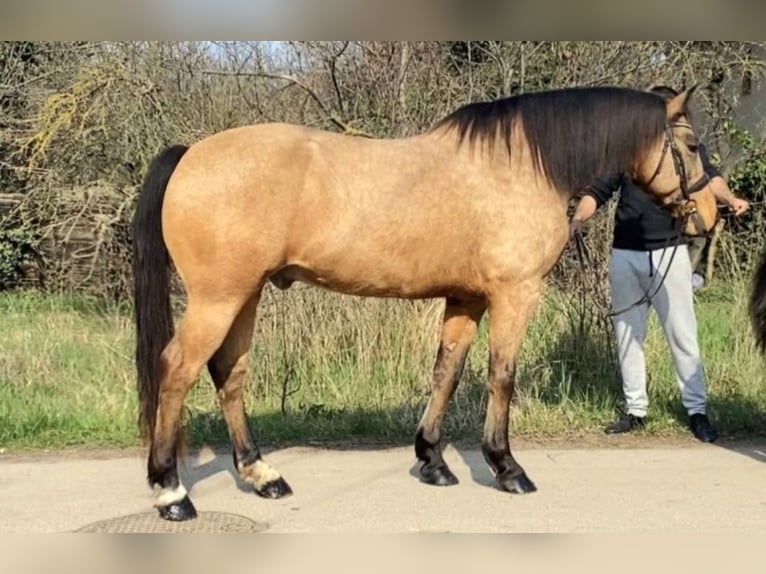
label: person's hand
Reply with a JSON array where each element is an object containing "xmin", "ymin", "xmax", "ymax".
[
  {"xmin": 727, "ymin": 197, "xmax": 750, "ymax": 216},
  {"xmin": 568, "ymin": 218, "xmax": 583, "ymax": 242}
]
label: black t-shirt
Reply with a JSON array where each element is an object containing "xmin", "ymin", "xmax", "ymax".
[{"xmin": 582, "ymin": 143, "xmax": 721, "ymax": 251}]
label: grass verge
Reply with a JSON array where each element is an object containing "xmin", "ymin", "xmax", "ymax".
[{"xmin": 1, "ymin": 280, "xmax": 764, "ymax": 451}]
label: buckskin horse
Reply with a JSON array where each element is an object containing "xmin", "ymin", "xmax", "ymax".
[{"xmin": 132, "ymin": 85, "xmax": 719, "ymax": 521}]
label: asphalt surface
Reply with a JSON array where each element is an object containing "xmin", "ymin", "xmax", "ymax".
[{"xmin": 2, "ymin": 440, "xmax": 766, "ymax": 532}]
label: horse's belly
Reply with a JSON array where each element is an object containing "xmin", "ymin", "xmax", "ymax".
[{"xmin": 269, "ymin": 259, "xmax": 479, "ymax": 300}]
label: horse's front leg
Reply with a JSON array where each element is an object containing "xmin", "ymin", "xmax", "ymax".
[
  {"xmin": 415, "ymin": 297, "xmax": 485, "ymax": 486},
  {"xmin": 482, "ymin": 280, "xmax": 542, "ymax": 494}
]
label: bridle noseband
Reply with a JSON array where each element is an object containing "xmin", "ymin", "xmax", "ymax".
[{"xmin": 644, "ymin": 121, "xmax": 716, "ymax": 237}]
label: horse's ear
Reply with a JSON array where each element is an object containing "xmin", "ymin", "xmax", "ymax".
[{"xmin": 665, "ymin": 84, "xmax": 698, "ymax": 121}]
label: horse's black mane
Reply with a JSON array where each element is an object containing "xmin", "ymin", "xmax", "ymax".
[{"xmin": 433, "ymin": 86, "xmax": 669, "ymax": 192}]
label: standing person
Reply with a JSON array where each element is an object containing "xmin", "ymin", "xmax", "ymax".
[{"xmin": 569, "ymin": 85, "xmax": 750, "ymax": 442}]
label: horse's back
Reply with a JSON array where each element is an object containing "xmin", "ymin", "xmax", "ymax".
[{"xmin": 158, "ymin": 120, "xmax": 569, "ymax": 300}]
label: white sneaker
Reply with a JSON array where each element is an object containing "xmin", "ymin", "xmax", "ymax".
[{"xmin": 692, "ymin": 272, "xmax": 705, "ymax": 291}]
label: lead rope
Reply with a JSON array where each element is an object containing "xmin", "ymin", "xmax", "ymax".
[{"xmin": 572, "ymin": 213, "xmax": 688, "ymax": 319}]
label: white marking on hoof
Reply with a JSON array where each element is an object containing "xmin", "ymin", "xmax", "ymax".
[
  {"xmin": 154, "ymin": 483, "xmax": 188, "ymax": 507},
  {"xmin": 240, "ymin": 460, "xmax": 282, "ymax": 489}
]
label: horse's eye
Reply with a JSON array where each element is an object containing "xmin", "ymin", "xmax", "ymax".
[{"xmin": 688, "ymin": 144, "xmax": 698, "ymax": 154}]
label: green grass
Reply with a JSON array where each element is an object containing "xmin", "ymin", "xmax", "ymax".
[{"xmin": 1, "ymin": 280, "xmax": 765, "ymax": 451}]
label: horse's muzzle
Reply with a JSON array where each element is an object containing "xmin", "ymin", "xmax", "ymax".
[{"xmin": 670, "ymin": 196, "xmax": 718, "ymax": 237}]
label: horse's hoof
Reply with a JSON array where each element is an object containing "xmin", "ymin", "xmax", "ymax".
[
  {"xmin": 255, "ymin": 477, "xmax": 293, "ymax": 499},
  {"xmin": 419, "ymin": 464, "xmax": 459, "ymax": 486},
  {"xmin": 497, "ymin": 471, "xmax": 537, "ymax": 494},
  {"xmin": 157, "ymin": 495, "xmax": 198, "ymax": 521}
]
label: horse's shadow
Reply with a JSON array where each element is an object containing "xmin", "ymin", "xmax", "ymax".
[
  {"xmin": 405, "ymin": 447, "xmax": 497, "ymax": 487},
  {"xmin": 449, "ymin": 448, "xmax": 497, "ymax": 486},
  {"xmin": 176, "ymin": 419, "xmax": 766, "ymax": 504},
  {"xmin": 175, "ymin": 310, "xmax": 766, "ymax": 497},
  {"xmin": 179, "ymin": 409, "xmax": 502, "ymax": 494},
  {"xmin": 657, "ymin": 393, "xmax": 766, "ymax": 465},
  {"xmin": 178, "ymin": 445, "xmax": 252, "ymax": 494}
]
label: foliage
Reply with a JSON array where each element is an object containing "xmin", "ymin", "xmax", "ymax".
[
  {"xmin": 0, "ymin": 217, "xmax": 35, "ymax": 289},
  {"xmin": 725, "ymin": 119, "xmax": 766, "ymax": 199},
  {"xmin": 0, "ymin": 41, "xmax": 764, "ymax": 301},
  {"xmin": 710, "ymin": 118, "xmax": 766, "ymax": 280}
]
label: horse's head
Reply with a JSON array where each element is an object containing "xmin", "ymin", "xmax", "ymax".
[{"xmin": 633, "ymin": 85, "xmax": 719, "ymax": 237}]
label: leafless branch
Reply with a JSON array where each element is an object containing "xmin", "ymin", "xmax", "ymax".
[{"xmin": 199, "ymin": 68, "xmax": 371, "ymax": 137}]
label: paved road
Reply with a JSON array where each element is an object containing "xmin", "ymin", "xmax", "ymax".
[{"xmin": 2, "ymin": 440, "xmax": 766, "ymax": 532}]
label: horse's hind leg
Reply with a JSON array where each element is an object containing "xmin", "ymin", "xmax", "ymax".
[
  {"xmin": 149, "ymin": 297, "xmax": 245, "ymax": 521},
  {"xmin": 415, "ymin": 297, "xmax": 485, "ymax": 486},
  {"xmin": 207, "ymin": 290, "xmax": 292, "ymax": 499},
  {"xmin": 482, "ymin": 280, "xmax": 542, "ymax": 495}
]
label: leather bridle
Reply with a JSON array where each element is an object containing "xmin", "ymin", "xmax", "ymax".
[
  {"xmin": 571, "ymin": 121, "xmax": 718, "ymax": 318},
  {"xmin": 643, "ymin": 121, "xmax": 718, "ymax": 237}
]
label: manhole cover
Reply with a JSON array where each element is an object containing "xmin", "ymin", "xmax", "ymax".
[{"xmin": 75, "ymin": 511, "xmax": 268, "ymax": 533}]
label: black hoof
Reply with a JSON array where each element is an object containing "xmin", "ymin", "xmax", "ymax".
[
  {"xmin": 157, "ymin": 495, "xmax": 197, "ymax": 521},
  {"xmin": 497, "ymin": 471, "xmax": 537, "ymax": 494},
  {"xmin": 419, "ymin": 463, "xmax": 459, "ymax": 486},
  {"xmin": 255, "ymin": 477, "xmax": 293, "ymax": 499}
]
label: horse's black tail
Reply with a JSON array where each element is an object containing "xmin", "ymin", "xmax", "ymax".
[
  {"xmin": 750, "ymin": 243, "xmax": 766, "ymax": 355},
  {"xmin": 132, "ymin": 144, "xmax": 189, "ymax": 443}
]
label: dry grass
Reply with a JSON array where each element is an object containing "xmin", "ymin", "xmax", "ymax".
[{"xmin": 1, "ymin": 279, "xmax": 764, "ymax": 451}]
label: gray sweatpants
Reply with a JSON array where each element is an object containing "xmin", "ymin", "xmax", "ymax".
[{"xmin": 608, "ymin": 245, "xmax": 707, "ymax": 417}]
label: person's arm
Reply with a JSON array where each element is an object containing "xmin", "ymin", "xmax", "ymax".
[
  {"xmin": 710, "ymin": 176, "xmax": 749, "ymax": 215},
  {"xmin": 569, "ymin": 173, "xmax": 620, "ymax": 239},
  {"xmin": 700, "ymin": 143, "xmax": 750, "ymax": 216}
]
